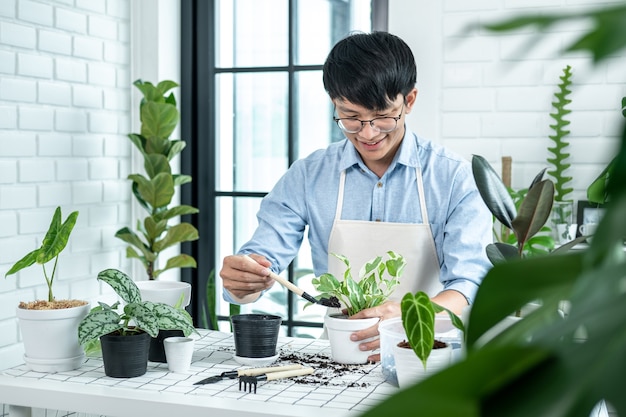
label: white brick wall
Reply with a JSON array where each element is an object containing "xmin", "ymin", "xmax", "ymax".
[
  {"xmin": 393, "ymin": 0, "xmax": 626, "ymax": 201},
  {"xmin": 0, "ymin": 0, "xmax": 132, "ymax": 368}
]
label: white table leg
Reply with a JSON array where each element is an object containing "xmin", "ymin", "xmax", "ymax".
[{"xmin": 8, "ymin": 405, "xmax": 32, "ymax": 417}]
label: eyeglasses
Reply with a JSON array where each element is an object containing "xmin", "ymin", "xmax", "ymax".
[{"xmin": 333, "ymin": 104, "xmax": 404, "ymax": 134}]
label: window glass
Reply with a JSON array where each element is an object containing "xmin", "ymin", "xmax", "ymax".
[
  {"xmin": 216, "ymin": 0, "xmax": 289, "ymax": 68},
  {"xmin": 216, "ymin": 72, "xmax": 289, "ymax": 192}
]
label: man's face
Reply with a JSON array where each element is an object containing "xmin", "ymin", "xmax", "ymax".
[{"xmin": 333, "ymin": 92, "xmax": 415, "ymax": 176}]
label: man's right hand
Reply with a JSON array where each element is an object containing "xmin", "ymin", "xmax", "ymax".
[{"xmin": 219, "ymin": 254, "xmax": 275, "ymax": 302}]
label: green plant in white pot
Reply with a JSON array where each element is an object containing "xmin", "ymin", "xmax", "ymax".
[
  {"xmin": 78, "ymin": 268, "xmax": 197, "ymax": 378},
  {"xmin": 310, "ymin": 251, "xmax": 406, "ymax": 364},
  {"xmin": 4, "ymin": 206, "xmax": 90, "ymax": 372},
  {"xmin": 393, "ymin": 291, "xmax": 464, "ymax": 389}
]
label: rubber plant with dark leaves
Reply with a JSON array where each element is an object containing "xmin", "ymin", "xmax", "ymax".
[
  {"xmin": 360, "ymin": 3, "xmax": 626, "ymax": 417},
  {"xmin": 115, "ymin": 80, "xmax": 199, "ymax": 280},
  {"xmin": 78, "ymin": 269, "xmax": 197, "ymax": 350}
]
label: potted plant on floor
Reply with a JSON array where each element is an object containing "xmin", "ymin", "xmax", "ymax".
[
  {"xmin": 115, "ymin": 79, "xmax": 199, "ymax": 360},
  {"xmin": 392, "ymin": 291, "xmax": 464, "ymax": 388},
  {"xmin": 5, "ymin": 206, "xmax": 90, "ymax": 372},
  {"xmin": 78, "ymin": 268, "xmax": 197, "ymax": 378},
  {"xmin": 310, "ymin": 251, "xmax": 406, "ymax": 364}
]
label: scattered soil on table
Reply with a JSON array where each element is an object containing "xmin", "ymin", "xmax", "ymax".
[
  {"xmin": 19, "ymin": 299, "xmax": 88, "ymax": 310},
  {"xmin": 278, "ymin": 350, "xmax": 373, "ymax": 388}
]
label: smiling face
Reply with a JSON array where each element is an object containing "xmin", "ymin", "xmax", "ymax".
[{"xmin": 334, "ymin": 89, "xmax": 417, "ymax": 177}]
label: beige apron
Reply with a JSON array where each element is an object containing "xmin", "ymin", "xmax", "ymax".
[{"xmin": 327, "ymin": 167, "xmax": 442, "ymax": 303}]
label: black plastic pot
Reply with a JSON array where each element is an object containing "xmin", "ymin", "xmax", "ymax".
[
  {"xmin": 149, "ymin": 329, "xmax": 185, "ymax": 363},
  {"xmin": 100, "ymin": 331, "xmax": 151, "ymax": 378}
]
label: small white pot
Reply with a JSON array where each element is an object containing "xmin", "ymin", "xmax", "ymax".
[
  {"xmin": 393, "ymin": 341, "xmax": 452, "ymax": 388},
  {"xmin": 17, "ymin": 302, "xmax": 90, "ymax": 372},
  {"xmin": 136, "ymin": 280, "xmax": 192, "ymax": 307},
  {"xmin": 324, "ymin": 313, "xmax": 379, "ymax": 364}
]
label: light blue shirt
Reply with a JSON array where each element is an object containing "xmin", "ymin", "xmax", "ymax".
[{"xmin": 226, "ymin": 127, "xmax": 493, "ymax": 304}]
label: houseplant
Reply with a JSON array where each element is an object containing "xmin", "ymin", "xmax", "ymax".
[
  {"xmin": 360, "ymin": 3, "xmax": 626, "ymax": 416},
  {"xmin": 115, "ymin": 79, "xmax": 199, "ymax": 281},
  {"xmin": 115, "ymin": 79, "xmax": 199, "ymax": 359},
  {"xmin": 311, "ymin": 251, "xmax": 406, "ymax": 364},
  {"xmin": 547, "ymin": 65, "xmax": 576, "ymax": 244},
  {"xmin": 392, "ymin": 291, "xmax": 464, "ymax": 388},
  {"xmin": 78, "ymin": 268, "xmax": 197, "ymax": 378},
  {"xmin": 5, "ymin": 206, "xmax": 90, "ymax": 372}
]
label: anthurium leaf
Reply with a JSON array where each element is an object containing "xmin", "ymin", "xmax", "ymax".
[
  {"xmin": 5, "ymin": 249, "xmax": 39, "ymax": 277},
  {"xmin": 37, "ymin": 207, "xmax": 78, "ymax": 264},
  {"xmin": 97, "ymin": 269, "xmax": 142, "ymax": 304},
  {"xmin": 78, "ymin": 309, "xmax": 122, "ymax": 345},
  {"xmin": 512, "ymin": 180, "xmax": 554, "ymax": 247},
  {"xmin": 401, "ymin": 291, "xmax": 435, "ymax": 368},
  {"xmin": 141, "ymin": 101, "xmax": 179, "ymax": 140},
  {"xmin": 124, "ymin": 302, "xmax": 159, "ymax": 337},
  {"xmin": 152, "ymin": 223, "xmax": 199, "ymax": 253},
  {"xmin": 471, "ymin": 155, "xmax": 517, "ymax": 229}
]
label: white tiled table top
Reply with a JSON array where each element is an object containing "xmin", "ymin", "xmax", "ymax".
[{"xmin": 1, "ymin": 330, "xmax": 399, "ymax": 417}]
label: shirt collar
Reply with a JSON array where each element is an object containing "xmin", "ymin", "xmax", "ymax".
[{"xmin": 338, "ymin": 125, "xmax": 420, "ymax": 172}]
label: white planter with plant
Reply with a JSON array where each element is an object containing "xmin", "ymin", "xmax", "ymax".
[
  {"xmin": 312, "ymin": 251, "xmax": 406, "ymax": 364},
  {"xmin": 78, "ymin": 268, "xmax": 197, "ymax": 377},
  {"xmin": 394, "ymin": 291, "xmax": 463, "ymax": 389},
  {"xmin": 5, "ymin": 207, "xmax": 89, "ymax": 372}
]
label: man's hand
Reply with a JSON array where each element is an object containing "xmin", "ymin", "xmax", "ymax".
[
  {"xmin": 219, "ymin": 254, "xmax": 275, "ymax": 303},
  {"xmin": 348, "ymin": 301, "xmax": 402, "ymax": 362}
]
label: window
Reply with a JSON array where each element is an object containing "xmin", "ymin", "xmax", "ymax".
[{"xmin": 181, "ymin": 0, "xmax": 386, "ymax": 336}]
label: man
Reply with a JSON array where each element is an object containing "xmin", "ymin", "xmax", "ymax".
[{"xmin": 219, "ymin": 31, "xmax": 492, "ymax": 362}]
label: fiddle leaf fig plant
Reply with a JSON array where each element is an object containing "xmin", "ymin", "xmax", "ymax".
[
  {"xmin": 472, "ymin": 154, "xmax": 555, "ymax": 263},
  {"xmin": 400, "ymin": 291, "xmax": 464, "ymax": 368},
  {"xmin": 5, "ymin": 206, "xmax": 79, "ymax": 304},
  {"xmin": 78, "ymin": 268, "xmax": 197, "ymax": 347},
  {"xmin": 115, "ymin": 80, "xmax": 199, "ymax": 280},
  {"xmin": 311, "ymin": 251, "xmax": 406, "ymax": 316}
]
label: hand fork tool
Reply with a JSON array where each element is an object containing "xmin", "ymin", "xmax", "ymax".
[
  {"xmin": 239, "ymin": 366, "xmax": 314, "ymax": 393},
  {"xmin": 193, "ymin": 364, "xmax": 303, "ymax": 385}
]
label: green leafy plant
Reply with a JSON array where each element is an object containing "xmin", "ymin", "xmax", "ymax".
[
  {"xmin": 115, "ymin": 80, "xmax": 199, "ymax": 280},
  {"xmin": 400, "ymin": 291, "xmax": 464, "ymax": 368},
  {"xmin": 311, "ymin": 251, "xmax": 406, "ymax": 316},
  {"xmin": 5, "ymin": 206, "xmax": 79, "ymax": 304},
  {"xmin": 78, "ymin": 268, "xmax": 197, "ymax": 347},
  {"xmin": 361, "ymin": 4, "xmax": 626, "ymax": 416},
  {"xmin": 202, "ymin": 269, "xmax": 240, "ymax": 331},
  {"xmin": 472, "ymin": 154, "xmax": 555, "ymax": 263},
  {"xmin": 547, "ymin": 64, "xmax": 574, "ymax": 203}
]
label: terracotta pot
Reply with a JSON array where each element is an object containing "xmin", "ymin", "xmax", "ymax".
[
  {"xmin": 17, "ymin": 302, "xmax": 90, "ymax": 372},
  {"xmin": 100, "ymin": 331, "xmax": 151, "ymax": 378},
  {"xmin": 324, "ymin": 313, "xmax": 379, "ymax": 364}
]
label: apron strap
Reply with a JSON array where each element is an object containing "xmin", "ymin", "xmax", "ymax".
[{"xmin": 335, "ymin": 167, "xmax": 430, "ymax": 224}]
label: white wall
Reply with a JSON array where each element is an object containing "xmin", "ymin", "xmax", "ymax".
[
  {"xmin": 390, "ymin": 0, "xmax": 626, "ymax": 202},
  {"xmin": 0, "ymin": 0, "xmax": 179, "ymax": 370}
]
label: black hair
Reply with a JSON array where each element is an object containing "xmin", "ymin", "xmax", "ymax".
[{"xmin": 322, "ymin": 31, "xmax": 417, "ymax": 111}]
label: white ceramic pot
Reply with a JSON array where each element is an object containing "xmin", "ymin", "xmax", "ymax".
[
  {"xmin": 324, "ymin": 313, "xmax": 379, "ymax": 364},
  {"xmin": 17, "ymin": 302, "xmax": 90, "ymax": 372},
  {"xmin": 393, "ymin": 341, "xmax": 452, "ymax": 388},
  {"xmin": 136, "ymin": 280, "xmax": 192, "ymax": 307}
]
